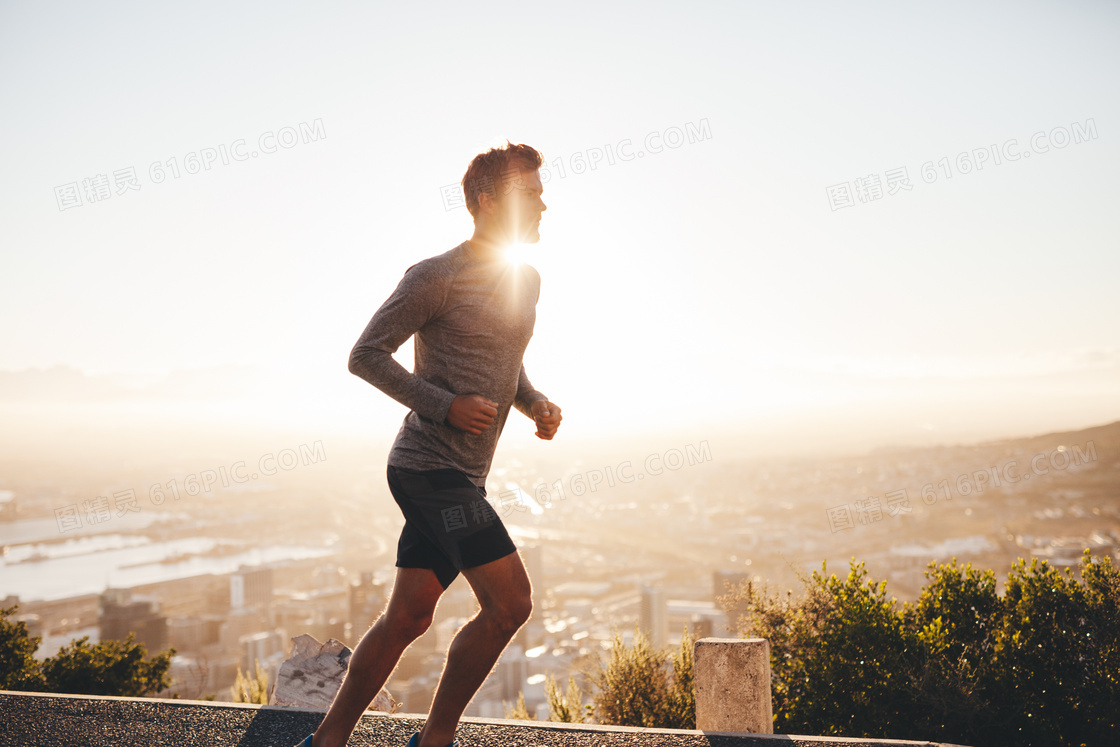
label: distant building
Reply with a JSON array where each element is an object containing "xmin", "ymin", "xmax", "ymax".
[
  {"xmin": 521, "ymin": 544, "xmax": 544, "ymax": 602},
  {"xmin": 0, "ymin": 490, "xmax": 17, "ymax": 519},
  {"xmin": 514, "ymin": 617, "xmax": 544, "ymax": 652},
  {"xmin": 711, "ymin": 569, "xmax": 751, "ymax": 600},
  {"xmin": 497, "ymin": 644, "xmax": 528, "ymax": 703},
  {"xmin": 435, "ymin": 586, "xmax": 477, "ymax": 624},
  {"xmin": 639, "ymin": 586, "xmax": 667, "ymax": 650},
  {"xmin": 15, "ymin": 612, "xmax": 43, "ymax": 639},
  {"xmin": 230, "ymin": 566, "xmax": 273, "ymax": 611},
  {"xmin": 467, "ymin": 678, "xmax": 503, "ymax": 718},
  {"xmin": 667, "ymin": 599, "xmax": 725, "ymax": 640},
  {"xmin": 435, "ymin": 616, "xmax": 467, "ymax": 653},
  {"xmin": 240, "ymin": 630, "xmax": 285, "ymax": 671},
  {"xmin": 394, "ymin": 675, "xmax": 437, "ymax": 714},
  {"xmin": 390, "ymin": 646, "xmax": 428, "ymax": 682},
  {"xmin": 167, "ymin": 614, "xmax": 223, "ymax": 653},
  {"xmin": 99, "ymin": 589, "xmax": 168, "ymax": 653},
  {"xmin": 552, "ymin": 581, "xmax": 611, "ymax": 598},
  {"xmin": 690, "ymin": 614, "xmax": 714, "ymax": 640},
  {"xmin": 349, "ymin": 571, "xmax": 385, "ymax": 634},
  {"xmin": 220, "ymin": 607, "xmax": 272, "ymax": 653},
  {"xmin": 273, "ymin": 587, "xmax": 348, "ymax": 645}
]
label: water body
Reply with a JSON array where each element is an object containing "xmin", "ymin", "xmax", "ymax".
[
  {"xmin": 1, "ymin": 535, "xmax": 337, "ymax": 602},
  {"xmin": 0, "ymin": 511, "xmax": 180, "ymax": 546}
]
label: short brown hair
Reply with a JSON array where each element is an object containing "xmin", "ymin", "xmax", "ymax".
[{"xmin": 461, "ymin": 141, "xmax": 544, "ymax": 219}]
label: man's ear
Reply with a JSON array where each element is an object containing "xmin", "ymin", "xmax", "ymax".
[{"xmin": 477, "ymin": 189, "xmax": 498, "ymax": 216}]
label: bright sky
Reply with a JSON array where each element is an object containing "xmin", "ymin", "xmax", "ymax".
[{"xmin": 2, "ymin": 1, "xmax": 1118, "ymax": 453}]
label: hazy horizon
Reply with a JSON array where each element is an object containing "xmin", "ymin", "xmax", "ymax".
[{"xmin": 1, "ymin": 360, "xmax": 1117, "ymax": 465}]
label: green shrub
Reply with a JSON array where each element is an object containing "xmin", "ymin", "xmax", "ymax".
[
  {"xmin": 589, "ymin": 625, "xmax": 695, "ymax": 729},
  {"xmin": 722, "ymin": 551, "xmax": 1120, "ymax": 746},
  {"xmin": 545, "ymin": 672, "xmax": 590, "ymax": 723},
  {"xmin": 0, "ymin": 606, "xmax": 44, "ymax": 691},
  {"xmin": 231, "ymin": 660, "xmax": 270, "ymax": 704},
  {"xmin": 1, "ymin": 605, "xmax": 174, "ymax": 697}
]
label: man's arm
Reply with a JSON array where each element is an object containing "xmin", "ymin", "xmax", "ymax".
[
  {"xmin": 513, "ymin": 364, "xmax": 548, "ymax": 418},
  {"xmin": 512, "ymin": 267, "xmax": 550, "ymax": 419},
  {"xmin": 515, "ymin": 364, "xmax": 562, "ymax": 440},
  {"xmin": 348, "ymin": 263, "xmax": 458, "ymax": 424}
]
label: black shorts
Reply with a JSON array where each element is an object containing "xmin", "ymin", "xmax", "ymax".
[{"xmin": 387, "ymin": 465, "xmax": 518, "ymax": 590}]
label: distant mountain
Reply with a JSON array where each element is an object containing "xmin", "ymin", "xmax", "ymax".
[{"xmin": 985, "ymin": 418, "xmax": 1120, "ymax": 464}]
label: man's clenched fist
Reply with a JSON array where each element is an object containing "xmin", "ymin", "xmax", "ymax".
[
  {"xmin": 531, "ymin": 399, "xmax": 562, "ymax": 440},
  {"xmin": 446, "ymin": 394, "xmax": 498, "ymax": 435}
]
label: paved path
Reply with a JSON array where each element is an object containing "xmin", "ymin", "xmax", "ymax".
[{"xmin": 0, "ymin": 691, "xmax": 971, "ymax": 747}]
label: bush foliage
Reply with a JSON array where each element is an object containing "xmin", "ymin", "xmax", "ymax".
[
  {"xmin": 511, "ymin": 552, "xmax": 1117, "ymax": 745},
  {"xmin": 587, "ymin": 626, "xmax": 695, "ymax": 729},
  {"xmin": 0, "ymin": 605, "xmax": 174, "ymax": 697},
  {"xmin": 231, "ymin": 660, "xmax": 270, "ymax": 704},
  {"xmin": 722, "ymin": 550, "xmax": 1120, "ymax": 746}
]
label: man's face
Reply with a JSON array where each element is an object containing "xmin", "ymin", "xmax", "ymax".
[{"xmin": 495, "ymin": 167, "xmax": 547, "ymax": 244}]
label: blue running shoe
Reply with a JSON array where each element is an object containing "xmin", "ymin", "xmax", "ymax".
[{"xmin": 406, "ymin": 732, "xmax": 458, "ymax": 747}]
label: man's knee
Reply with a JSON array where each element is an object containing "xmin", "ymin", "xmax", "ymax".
[
  {"xmin": 383, "ymin": 609, "xmax": 434, "ymax": 641},
  {"xmin": 485, "ymin": 594, "xmax": 532, "ymax": 636},
  {"xmin": 511, "ymin": 596, "xmax": 533, "ymax": 629}
]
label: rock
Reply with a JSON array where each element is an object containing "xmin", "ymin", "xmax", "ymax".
[{"xmin": 270, "ymin": 634, "xmax": 394, "ymax": 712}]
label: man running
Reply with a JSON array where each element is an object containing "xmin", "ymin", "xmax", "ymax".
[{"xmin": 296, "ymin": 141, "xmax": 561, "ymax": 747}]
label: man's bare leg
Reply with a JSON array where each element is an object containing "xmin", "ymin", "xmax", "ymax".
[
  {"xmin": 417, "ymin": 550, "xmax": 532, "ymax": 747},
  {"xmin": 309, "ymin": 567, "xmax": 446, "ymax": 747}
]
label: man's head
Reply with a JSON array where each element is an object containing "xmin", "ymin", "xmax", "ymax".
[{"xmin": 462, "ymin": 141, "xmax": 547, "ymax": 245}]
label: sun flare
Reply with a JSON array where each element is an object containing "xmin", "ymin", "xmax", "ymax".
[{"xmin": 504, "ymin": 243, "xmax": 532, "ymax": 266}]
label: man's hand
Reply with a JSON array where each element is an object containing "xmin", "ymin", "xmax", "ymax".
[
  {"xmin": 531, "ymin": 399, "xmax": 562, "ymax": 440},
  {"xmin": 446, "ymin": 394, "xmax": 499, "ymax": 435}
]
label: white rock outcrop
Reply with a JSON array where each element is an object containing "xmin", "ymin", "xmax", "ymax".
[{"xmin": 270, "ymin": 634, "xmax": 394, "ymax": 712}]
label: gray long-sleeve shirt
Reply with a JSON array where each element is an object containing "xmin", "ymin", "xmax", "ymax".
[{"xmin": 348, "ymin": 241, "xmax": 548, "ymax": 487}]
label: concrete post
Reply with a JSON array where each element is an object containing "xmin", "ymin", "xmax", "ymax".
[{"xmin": 693, "ymin": 637, "xmax": 773, "ymax": 734}]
